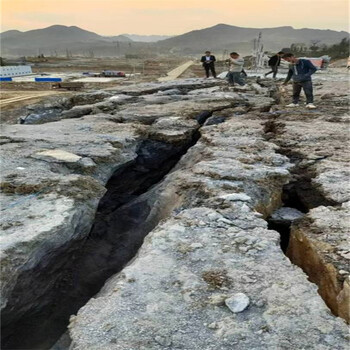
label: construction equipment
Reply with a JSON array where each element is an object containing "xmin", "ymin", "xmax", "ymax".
[
  {"xmin": 299, "ymin": 56, "xmax": 331, "ymax": 69},
  {"xmin": 251, "ymin": 32, "xmax": 269, "ymax": 71},
  {"xmin": 51, "ymin": 82, "xmax": 84, "ymax": 91},
  {"xmin": 100, "ymin": 70, "xmax": 126, "ymax": 77}
]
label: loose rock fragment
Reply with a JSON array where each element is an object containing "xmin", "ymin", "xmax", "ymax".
[
  {"xmin": 270, "ymin": 207, "xmax": 304, "ymax": 225},
  {"xmin": 225, "ymin": 293, "xmax": 250, "ymax": 313},
  {"xmin": 34, "ymin": 149, "xmax": 82, "ymax": 163}
]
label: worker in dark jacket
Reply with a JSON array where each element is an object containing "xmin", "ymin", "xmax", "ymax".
[
  {"xmin": 265, "ymin": 51, "xmax": 284, "ymax": 78},
  {"xmin": 282, "ymin": 53, "xmax": 317, "ymax": 109},
  {"xmin": 201, "ymin": 51, "xmax": 216, "ymax": 78}
]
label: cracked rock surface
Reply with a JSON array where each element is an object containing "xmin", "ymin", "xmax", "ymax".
[
  {"xmin": 262, "ymin": 77, "xmax": 350, "ymax": 325},
  {"xmin": 288, "ymin": 203, "xmax": 350, "ymax": 323},
  {"xmin": 1, "ymin": 77, "xmax": 349, "ymax": 349},
  {"xmin": 1, "ymin": 78, "xmax": 274, "ymax": 349},
  {"xmin": 68, "ymin": 80, "xmax": 348, "ymax": 349}
]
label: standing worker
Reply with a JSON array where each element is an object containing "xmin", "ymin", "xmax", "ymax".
[
  {"xmin": 282, "ymin": 53, "xmax": 317, "ymax": 109},
  {"xmin": 265, "ymin": 51, "xmax": 285, "ymax": 78},
  {"xmin": 226, "ymin": 52, "xmax": 245, "ymax": 86},
  {"xmin": 201, "ymin": 51, "xmax": 217, "ymax": 78}
]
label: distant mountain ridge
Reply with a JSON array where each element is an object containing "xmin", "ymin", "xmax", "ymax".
[
  {"xmin": 158, "ymin": 23, "xmax": 349, "ymax": 53},
  {"xmin": 0, "ymin": 30, "xmax": 23, "ymax": 40},
  {"xmin": 1, "ymin": 25, "xmax": 100, "ymax": 44},
  {"xmin": 1, "ymin": 24, "xmax": 348, "ymax": 57},
  {"xmin": 0, "ymin": 25, "xmax": 131, "ymax": 48}
]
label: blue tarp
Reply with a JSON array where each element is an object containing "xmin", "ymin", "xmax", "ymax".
[
  {"xmin": 0, "ymin": 77, "xmax": 13, "ymax": 81},
  {"xmin": 35, "ymin": 77, "xmax": 62, "ymax": 82}
]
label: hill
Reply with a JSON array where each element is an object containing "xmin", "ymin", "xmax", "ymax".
[
  {"xmin": 0, "ymin": 30, "xmax": 23, "ymax": 40},
  {"xmin": 0, "ymin": 25, "xmax": 133, "ymax": 56},
  {"xmin": 1, "ymin": 24, "xmax": 348, "ymax": 57},
  {"xmin": 157, "ymin": 24, "xmax": 349, "ymax": 54}
]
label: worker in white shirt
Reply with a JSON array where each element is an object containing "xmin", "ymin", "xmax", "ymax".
[{"xmin": 226, "ymin": 52, "xmax": 245, "ymax": 86}]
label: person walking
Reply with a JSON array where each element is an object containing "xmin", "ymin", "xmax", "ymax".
[
  {"xmin": 282, "ymin": 53, "xmax": 317, "ymax": 109},
  {"xmin": 226, "ymin": 52, "xmax": 245, "ymax": 86},
  {"xmin": 265, "ymin": 51, "xmax": 284, "ymax": 78},
  {"xmin": 200, "ymin": 51, "xmax": 216, "ymax": 78}
]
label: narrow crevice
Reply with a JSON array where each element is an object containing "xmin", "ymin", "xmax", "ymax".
[
  {"xmin": 264, "ymin": 116, "xmax": 344, "ymax": 321},
  {"xmin": 277, "ymin": 148, "xmax": 337, "ymax": 211},
  {"xmin": 1, "ymin": 110, "xmax": 214, "ymax": 350},
  {"xmin": 267, "ymin": 220, "xmax": 292, "ymax": 253},
  {"xmin": 264, "ymin": 117, "xmax": 337, "ymax": 254},
  {"xmin": 266, "ymin": 176, "xmax": 307, "ymax": 254}
]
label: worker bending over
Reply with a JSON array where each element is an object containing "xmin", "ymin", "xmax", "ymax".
[{"xmin": 226, "ymin": 52, "xmax": 245, "ymax": 86}]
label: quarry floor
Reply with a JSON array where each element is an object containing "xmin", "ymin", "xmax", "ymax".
[{"xmin": 0, "ymin": 68, "xmax": 349, "ymax": 350}]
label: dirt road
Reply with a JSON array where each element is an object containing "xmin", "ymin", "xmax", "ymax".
[
  {"xmin": 0, "ymin": 91, "xmax": 62, "ymax": 107},
  {"xmin": 158, "ymin": 61, "xmax": 194, "ymax": 82}
]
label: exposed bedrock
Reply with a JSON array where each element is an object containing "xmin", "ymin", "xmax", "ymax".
[
  {"xmin": 1, "ymin": 79, "xmax": 269, "ymax": 349},
  {"xmin": 1, "ymin": 137, "xmax": 198, "ymax": 349},
  {"xmin": 1, "ymin": 78, "xmax": 349, "ymax": 349},
  {"xmin": 288, "ymin": 204, "xmax": 350, "ymax": 323},
  {"xmin": 20, "ymin": 79, "xmax": 226, "ymax": 124},
  {"xmin": 262, "ymin": 103, "xmax": 350, "ymax": 324},
  {"xmin": 69, "ymin": 117, "xmax": 348, "ymax": 350}
]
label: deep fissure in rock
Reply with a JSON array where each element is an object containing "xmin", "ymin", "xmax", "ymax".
[
  {"xmin": 266, "ymin": 173, "xmax": 308, "ymax": 254},
  {"xmin": 1, "ymin": 110, "xmax": 214, "ymax": 350},
  {"xmin": 266, "ymin": 151, "xmax": 313, "ymax": 253},
  {"xmin": 279, "ymin": 149, "xmax": 337, "ymax": 210},
  {"xmin": 264, "ymin": 116, "xmax": 343, "ymax": 320},
  {"xmin": 264, "ymin": 117, "xmax": 337, "ymax": 253},
  {"xmin": 267, "ymin": 220, "xmax": 291, "ymax": 253}
]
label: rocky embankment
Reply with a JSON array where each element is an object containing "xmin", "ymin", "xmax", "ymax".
[{"xmin": 0, "ymin": 76, "xmax": 349, "ymax": 349}]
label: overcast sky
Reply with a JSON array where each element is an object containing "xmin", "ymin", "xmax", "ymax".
[{"xmin": 1, "ymin": 0, "xmax": 349, "ymax": 34}]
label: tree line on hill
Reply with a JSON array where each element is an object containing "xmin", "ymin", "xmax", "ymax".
[{"xmin": 288, "ymin": 38, "xmax": 349, "ymax": 59}]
